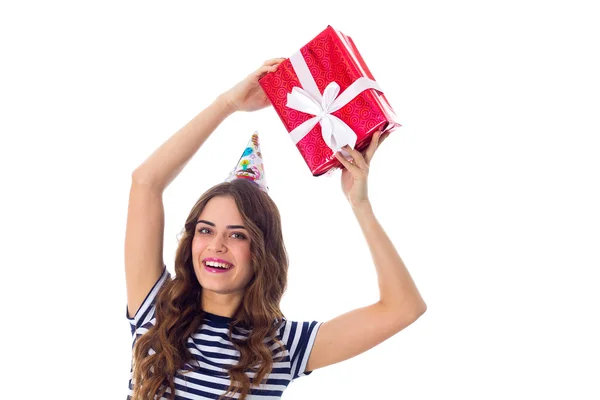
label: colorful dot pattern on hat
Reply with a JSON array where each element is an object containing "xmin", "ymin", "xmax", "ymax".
[{"xmin": 225, "ymin": 132, "xmax": 268, "ymax": 193}]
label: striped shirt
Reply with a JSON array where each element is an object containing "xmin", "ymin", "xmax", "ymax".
[{"xmin": 126, "ymin": 266, "xmax": 322, "ymax": 399}]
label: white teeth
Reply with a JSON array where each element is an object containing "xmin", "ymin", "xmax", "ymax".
[{"xmin": 205, "ymin": 261, "xmax": 232, "ymax": 269}]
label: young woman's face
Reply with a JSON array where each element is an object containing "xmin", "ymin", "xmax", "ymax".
[{"xmin": 191, "ymin": 196, "xmax": 254, "ymax": 295}]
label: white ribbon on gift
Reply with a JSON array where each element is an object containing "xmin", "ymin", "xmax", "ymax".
[{"xmin": 286, "ymin": 51, "xmax": 383, "ymax": 154}]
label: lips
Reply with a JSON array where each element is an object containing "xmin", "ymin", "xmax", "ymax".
[
  {"xmin": 203, "ymin": 257, "xmax": 235, "ymax": 273},
  {"xmin": 203, "ymin": 257, "xmax": 234, "ymax": 267}
]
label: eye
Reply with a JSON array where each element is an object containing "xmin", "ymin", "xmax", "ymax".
[
  {"xmin": 197, "ymin": 227, "xmax": 211, "ymax": 234},
  {"xmin": 231, "ymin": 232, "xmax": 247, "ymax": 240}
]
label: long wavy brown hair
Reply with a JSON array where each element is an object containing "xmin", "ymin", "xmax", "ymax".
[{"xmin": 131, "ymin": 179, "xmax": 289, "ymax": 400}]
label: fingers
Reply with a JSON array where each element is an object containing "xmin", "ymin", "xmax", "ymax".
[
  {"xmin": 345, "ymin": 140, "xmax": 373, "ymax": 169},
  {"xmin": 363, "ymin": 130, "xmax": 392, "ymax": 164},
  {"xmin": 253, "ymin": 58, "xmax": 286, "ymax": 78},
  {"xmin": 337, "ymin": 129, "xmax": 388, "ymax": 173},
  {"xmin": 364, "ymin": 131, "xmax": 382, "ymax": 164},
  {"xmin": 379, "ymin": 131, "xmax": 390, "ymax": 146},
  {"xmin": 262, "ymin": 58, "xmax": 286, "ymax": 66},
  {"xmin": 340, "ymin": 145, "xmax": 369, "ymax": 171},
  {"xmin": 335, "ymin": 150, "xmax": 361, "ymax": 173},
  {"xmin": 254, "ymin": 65, "xmax": 276, "ymax": 77}
]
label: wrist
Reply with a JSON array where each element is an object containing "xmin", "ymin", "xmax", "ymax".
[
  {"xmin": 351, "ymin": 199, "xmax": 373, "ymax": 215},
  {"xmin": 215, "ymin": 93, "xmax": 238, "ymax": 115}
]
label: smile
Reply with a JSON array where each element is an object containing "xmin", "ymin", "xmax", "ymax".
[{"xmin": 203, "ymin": 258, "xmax": 234, "ymax": 273}]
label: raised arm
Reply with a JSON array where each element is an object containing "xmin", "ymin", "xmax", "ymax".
[
  {"xmin": 125, "ymin": 59, "xmax": 284, "ymax": 318},
  {"xmin": 306, "ymin": 132, "xmax": 427, "ymax": 372}
]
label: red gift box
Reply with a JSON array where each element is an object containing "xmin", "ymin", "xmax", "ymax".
[{"xmin": 259, "ymin": 25, "xmax": 400, "ymax": 176}]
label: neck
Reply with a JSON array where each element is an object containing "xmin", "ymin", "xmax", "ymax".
[{"xmin": 201, "ymin": 289, "xmax": 244, "ymax": 318}]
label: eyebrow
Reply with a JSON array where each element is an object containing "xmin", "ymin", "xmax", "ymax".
[{"xmin": 196, "ymin": 220, "xmax": 247, "ymax": 230}]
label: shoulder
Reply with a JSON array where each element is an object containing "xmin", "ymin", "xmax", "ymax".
[
  {"xmin": 126, "ymin": 265, "xmax": 172, "ymax": 335},
  {"xmin": 276, "ymin": 318, "xmax": 322, "ymax": 347}
]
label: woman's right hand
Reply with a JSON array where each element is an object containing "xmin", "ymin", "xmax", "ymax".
[{"xmin": 219, "ymin": 58, "xmax": 286, "ymax": 113}]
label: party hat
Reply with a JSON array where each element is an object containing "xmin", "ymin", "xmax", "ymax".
[{"xmin": 225, "ymin": 131, "xmax": 268, "ymax": 193}]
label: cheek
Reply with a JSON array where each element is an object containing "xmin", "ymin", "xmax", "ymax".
[
  {"xmin": 191, "ymin": 236, "xmax": 208, "ymax": 256},
  {"xmin": 238, "ymin": 243, "xmax": 252, "ymax": 263}
]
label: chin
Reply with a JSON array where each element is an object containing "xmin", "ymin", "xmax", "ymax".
[{"xmin": 203, "ymin": 284, "xmax": 245, "ymax": 296}]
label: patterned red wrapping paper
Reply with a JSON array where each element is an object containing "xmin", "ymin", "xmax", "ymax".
[{"xmin": 259, "ymin": 25, "xmax": 401, "ymax": 176}]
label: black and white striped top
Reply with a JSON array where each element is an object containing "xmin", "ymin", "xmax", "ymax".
[{"xmin": 126, "ymin": 266, "xmax": 322, "ymax": 399}]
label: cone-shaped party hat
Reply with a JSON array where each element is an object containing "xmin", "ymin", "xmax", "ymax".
[{"xmin": 224, "ymin": 131, "xmax": 268, "ymax": 193}]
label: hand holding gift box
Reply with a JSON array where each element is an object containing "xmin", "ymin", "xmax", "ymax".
[{"xmin": 259, "ymin": 25, "xmax": 400, "ymax": 176}]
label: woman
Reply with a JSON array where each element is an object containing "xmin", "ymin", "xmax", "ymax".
[{"xmin": 125, "ymin": 58, "xmax": 427, "ymax": 399}]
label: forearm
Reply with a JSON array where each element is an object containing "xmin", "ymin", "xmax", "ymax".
[
  {"xmin": 132, "ymin": 95, "xmax": 234, "ymax": 191},
  {"xmin": 352, "ymin": 202, "xmax": 426, "ymax": 313}
]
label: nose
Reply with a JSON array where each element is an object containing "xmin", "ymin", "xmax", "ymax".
[{"xmin": 207, "ymin": 236, "xmax": 226, "ymax": 253}]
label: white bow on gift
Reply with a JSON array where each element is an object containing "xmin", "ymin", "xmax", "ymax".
[{"xmin": 286, "ymin": 51, "xmax": 383, "ymax": 155}]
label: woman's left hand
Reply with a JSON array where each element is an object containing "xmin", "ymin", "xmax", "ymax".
[{"xmin": 335, "ymin": 130, "xmax": 390, "ymax": 208}]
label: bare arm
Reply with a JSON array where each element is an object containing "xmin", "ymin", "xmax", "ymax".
[
  {"xmin": 131, "ymin": 97, "xmax": 234, "ymax": 191},
  {"xmin": 124, "ymin": 58, "xmax": 285, "ymax": 318},
  {"xmin": 307, "ymin": 133, "xmax": 426, "ymax": 372},
  {"xmin": 306, "ymin": 203, "xmax": 426, "ymax": 372},
  {"xmin": 125, "ymin": 98, "xmax": 233, "ymax": 318}
]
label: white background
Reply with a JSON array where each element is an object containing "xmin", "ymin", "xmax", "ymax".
[{"xmin": 1, "ymin": 1, "xmax": 599, "ymax": 399}]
